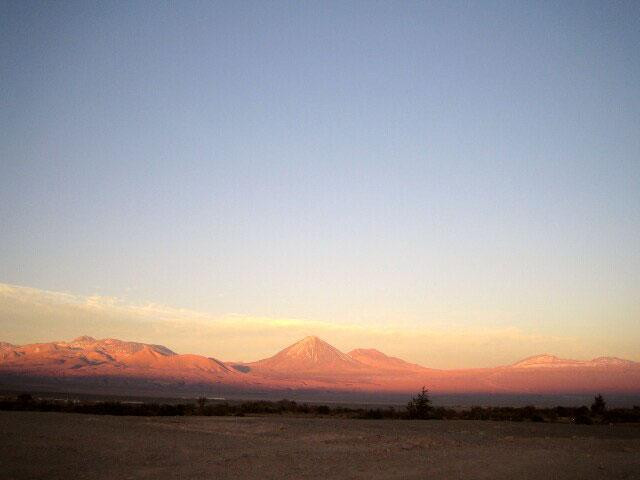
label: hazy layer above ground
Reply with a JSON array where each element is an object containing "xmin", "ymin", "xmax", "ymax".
[{"xmin": 2, "ymin": 412, "xmax": 639, "ymax": 480}]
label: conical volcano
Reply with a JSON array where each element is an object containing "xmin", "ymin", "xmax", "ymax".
[{"xmin": 249, "ymin": 336, "xmax": 364, "ymax": 373}]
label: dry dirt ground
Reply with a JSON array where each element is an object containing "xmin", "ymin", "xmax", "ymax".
[{"xmin": 1, "ymin": 411, "xmax": 639, "ymax": 479}]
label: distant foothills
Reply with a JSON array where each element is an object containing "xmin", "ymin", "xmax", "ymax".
[{"xmin": 1, "ymin": 335, "xmax": 639, "ymax": 399}]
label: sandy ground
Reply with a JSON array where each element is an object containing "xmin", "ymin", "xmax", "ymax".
[{"xmin": 1, "ymin": 412, "xmax": 639, "ymax": 479}]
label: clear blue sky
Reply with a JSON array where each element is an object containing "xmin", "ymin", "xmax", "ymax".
[{"xmin": 1, "ymin": 1, "xmax": 639, "ymax": 359}]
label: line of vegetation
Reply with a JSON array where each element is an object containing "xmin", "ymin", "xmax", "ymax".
[{"xmin": 2, "ymin": 390, "xmax": 639, "ymax": 424}]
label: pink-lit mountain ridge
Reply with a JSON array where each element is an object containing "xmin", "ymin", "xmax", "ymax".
[{"xmin": 1, "ymin": 335, "xmax": 639, "ymax": 395}]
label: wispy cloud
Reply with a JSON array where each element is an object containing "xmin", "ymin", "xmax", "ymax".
[{"xmin": 0, "ymin": 282, "xmax": 622, "ymax": 368}]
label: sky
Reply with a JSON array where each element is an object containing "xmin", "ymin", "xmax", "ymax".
[{"xmin": 1, "ymin": 1, "xmax": 639, "ymax": 368}]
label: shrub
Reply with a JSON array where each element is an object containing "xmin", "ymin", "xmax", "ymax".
[
  {"xmin": 574, "ymin": 414, "xmax": 593, "ymax": 425},
  {"xmin": 17, "ymin": 393, "xmax": 33, "ymax": 403},
  {"xmin": 360, "ymin": 408, "xmax": 383, "ymax": 419},
  {"xmin": 315, "ymin": 405, "xmax": 331, "ymax": 415},
  {"xmin": 276, "ymin": 399, "xmax": 298, "ymax": 412}
]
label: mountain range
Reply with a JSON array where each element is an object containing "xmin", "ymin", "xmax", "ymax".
[{"xmin": 1, "ymin": 335, "xmax": 639, "ymax": 398}]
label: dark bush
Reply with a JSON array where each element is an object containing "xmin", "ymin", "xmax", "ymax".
[
  {"xmin": 276, "ymin": 399, "xmax": 298, "ymax": 412},
  {"xmin": 315, "ymin": 405, "xmax": 331, "ymax": 415},
  {"xmin": 17, "ymin": 393, "xmax": 33, "ymax": 403},
  {"xmin": 603, "ymin": 408, "xmax": 640, "ymax": 423},
  {"xmin": 574, "ymin": 414, "xmax": 593, "ymax": 425},
  {"xmin": 360, "ymin": 408, "xmax": 383, "ymax": 419}
]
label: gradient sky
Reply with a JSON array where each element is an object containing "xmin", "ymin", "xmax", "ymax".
[{"xmin": 1, "ymin": 1, "xmax": 639, "ymax": 367}]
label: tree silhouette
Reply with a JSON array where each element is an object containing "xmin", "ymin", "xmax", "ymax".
[
  {"xmin": 591, "ymin": 394, "xmax": 606, "ymax": 415},
  {"xmin": 406, "ymin": 386, "xmax": 432, "ymax": 419}
]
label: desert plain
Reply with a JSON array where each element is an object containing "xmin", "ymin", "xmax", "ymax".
[{"xmin": 1, "ymin": 411, "xmax": 639, "ymax": 479}]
